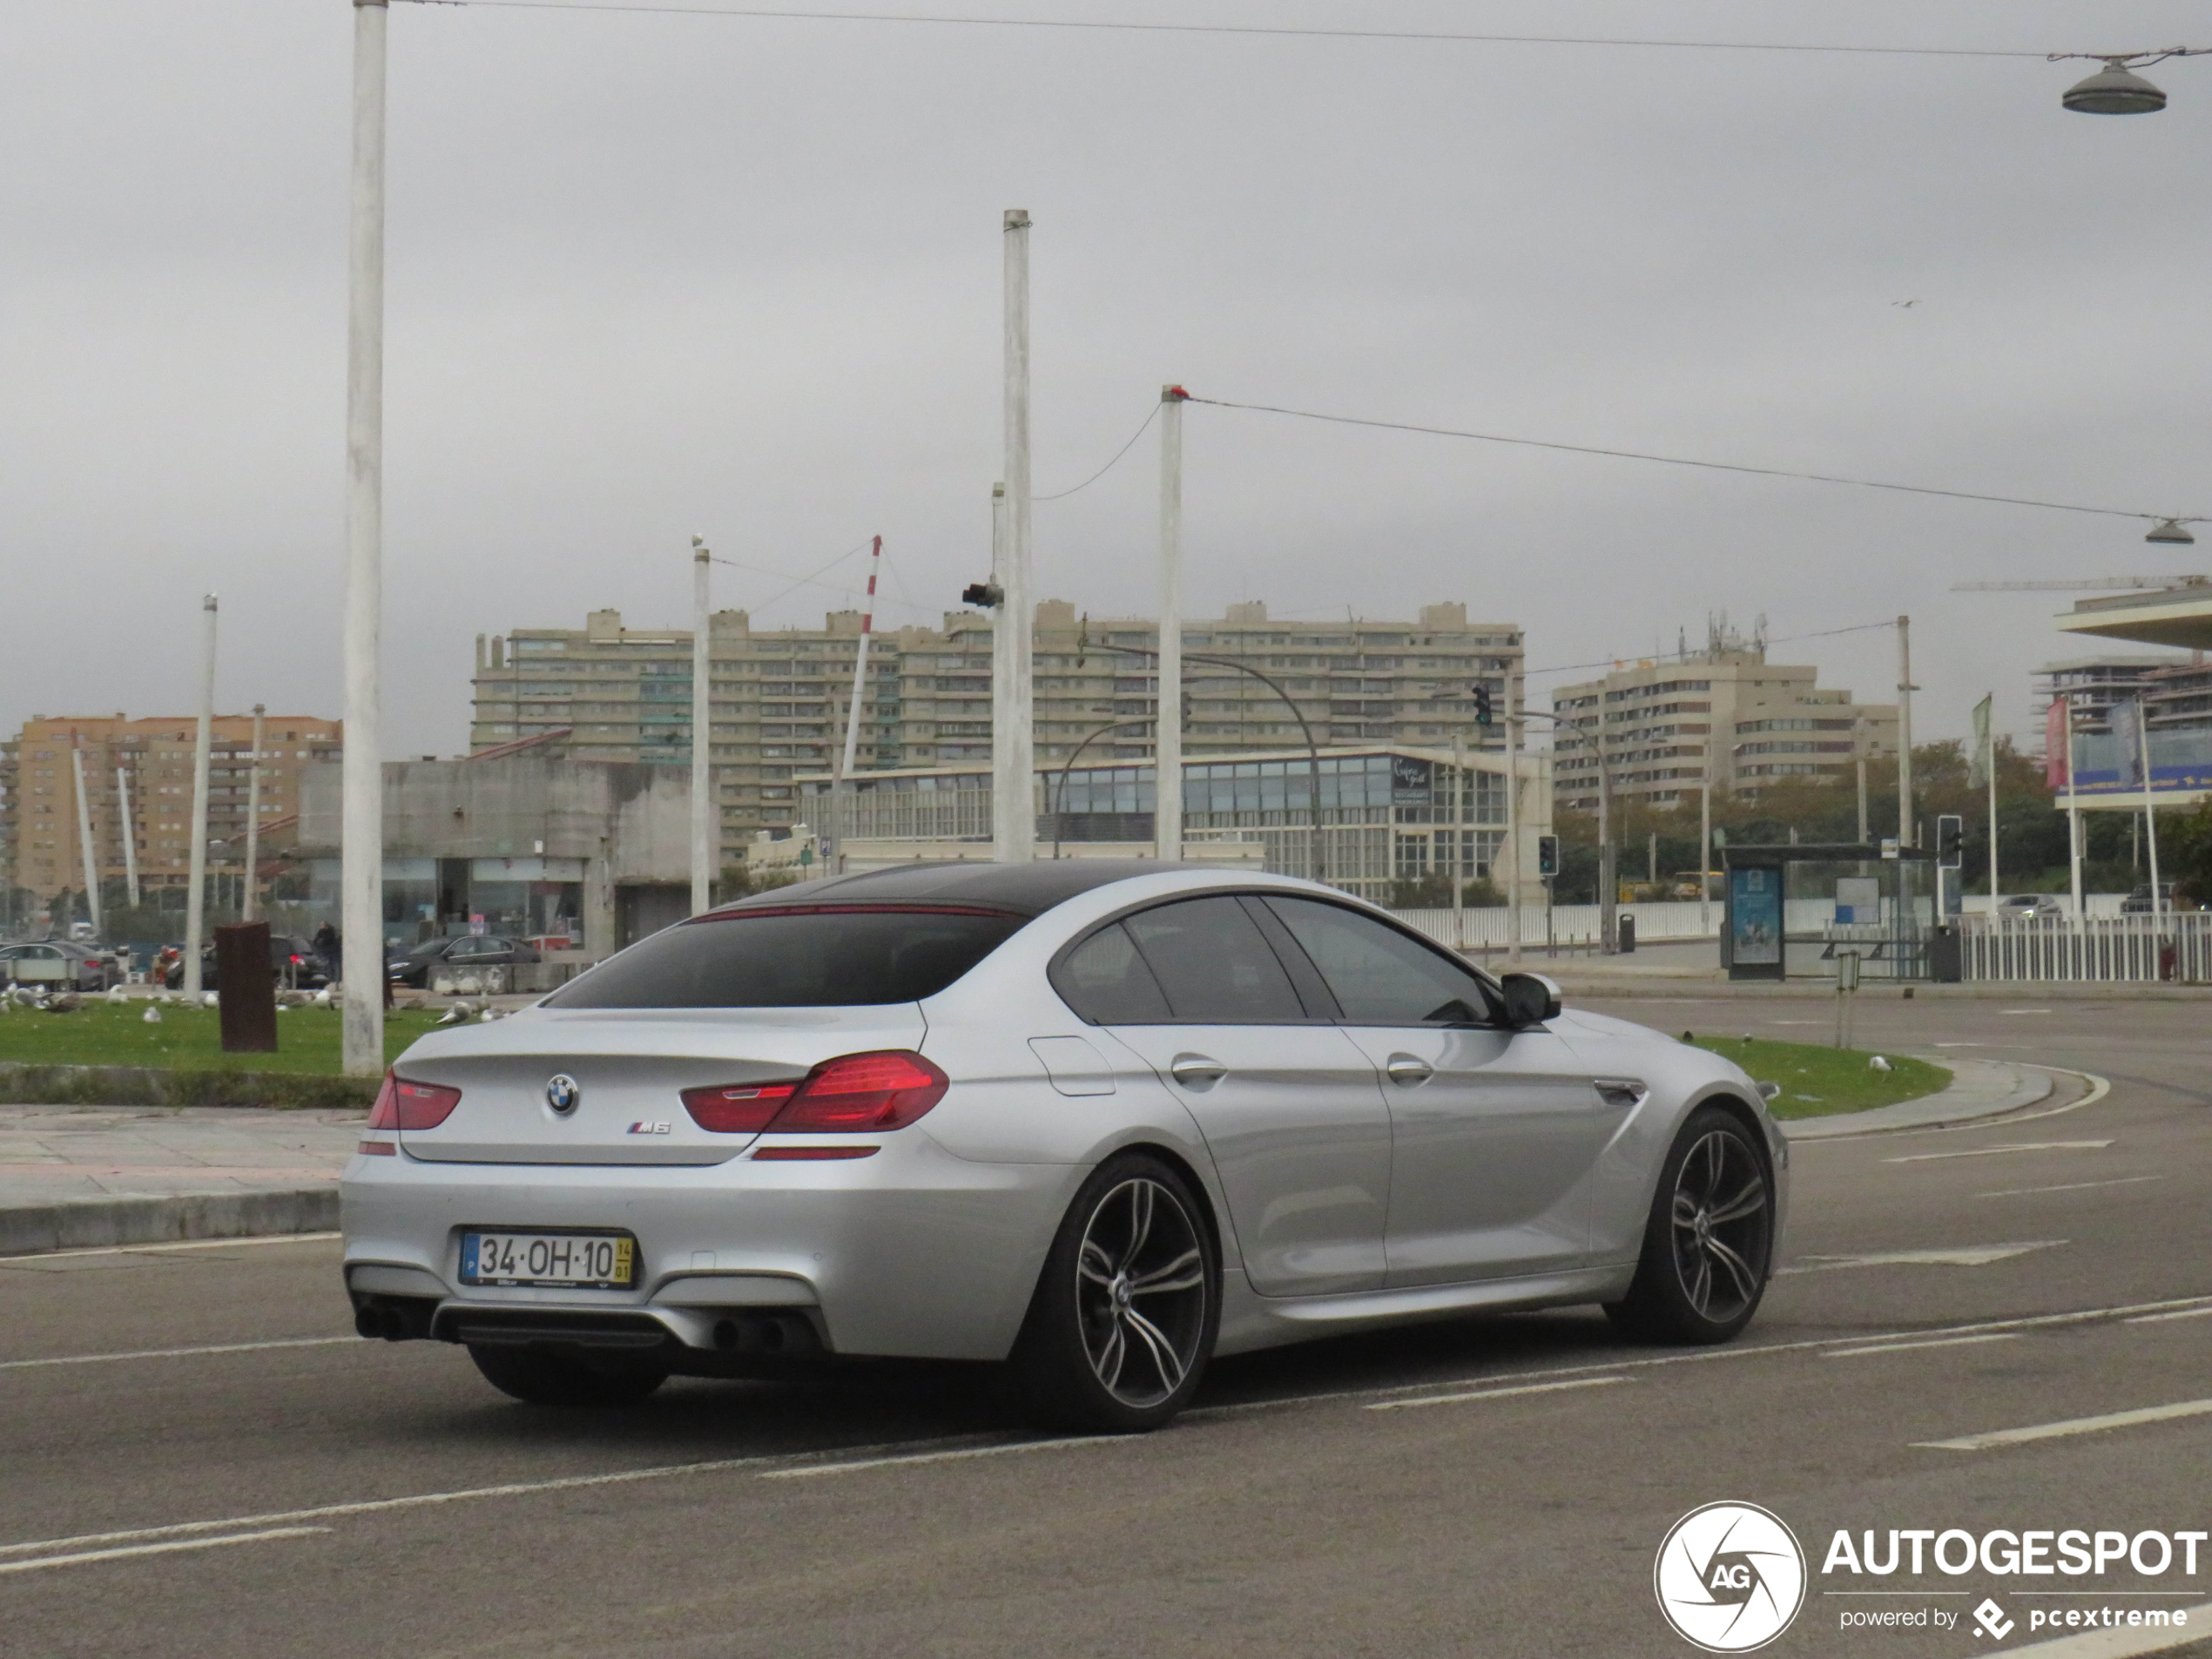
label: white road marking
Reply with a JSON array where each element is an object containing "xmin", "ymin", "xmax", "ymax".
[
  {"xmin": 1781, "ymin": 1242, "xmax": 2065, "ymax": 1273},
  {"xmin": 1885, "ymin": 1142, "xmax": 2111, "ymax": 1163},
  {"xmin": 2000, "ymin": 1008, "xmax": 2054, "ymax": 1015},
  {"xmin": 759, "ymin": 1436, "xmax": 1123, "ymax": 1479},
  {"xmin": 1364, "ymin": 1376, "xmax": 1629, "ymax": 1412},
  {"xmin": 1822, "ymin": 1333, "xmax": 2020, "ymax": 1359},
  {"xmin": 1979, "ymin": 1177, "xmax": 2163, "ymax": 1200},
  {"xmin": 0, "ymin": 1337, "xmax": 356, "ymax": 1372},
  {"xmin": 0, "ymin": 1233, "xmax": 341, "ymax": 1264},
  {"xmin": 0, "ymin": 1452, "xmax": 812, "ymax": 1559},
  {"xmin": 1980, "ymin": 1068, "xmax": 2112, "ymax": 1129},
  {"xmin": 0, "ymin": 1527, "xmax": 329, "ymax": 1576},
  {"xmin": 1916, "ymin": 1397, "xmax": 2212, "ymax": 1453},
  {"xmin": 1991, "ymin": 1604, "xmax": 2212, "ymax": 1657},
  {"xmin": 1932, "ymin": 1042, "xmax": 1988, "ymax": 1049},
  {"xmin": 2126, "ymin": 1307, "xmax": 2212, "ymax": 1325}
]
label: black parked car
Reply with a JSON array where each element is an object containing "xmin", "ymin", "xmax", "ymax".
[
  {"xmin": 2121, "ymin": 883, "xmax": 2182, "ymax": 914},
  {"xmin": 164, "ymin": 934, "xmax": 333, "ymax": 992},
  {"xmin": 385, "ymin": 934, "xmax": 541, "ymax": 991}
]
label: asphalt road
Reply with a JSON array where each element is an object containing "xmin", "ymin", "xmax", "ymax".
[{"xmin": 3, "ymin": 995, "xmax": 2207, "ymax": 1659}]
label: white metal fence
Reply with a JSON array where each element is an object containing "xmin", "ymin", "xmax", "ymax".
[
  {"xmin": 1390, "ymin": 900, "xmax": 1717, "ymax": 954},
  {"xmin": 1958, "ymin": 913, "xmax": 2212, "ymax": 983}
]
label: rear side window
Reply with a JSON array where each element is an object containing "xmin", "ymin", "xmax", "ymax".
[
  {"xmin": 545, "ymin": 907, "xmax": 1026, "ymax": 1009},
  {"xmin": 1051, "ymin": 922, "xmax": 1173, "ymax": 1024},
  {"xmin": 1262, "ymin": 897, "xmax": 1497, "ymax": 1026},
  {"xmin": 1121, "ymin": 896, "xmax": 1305, "ymax": 1023}
]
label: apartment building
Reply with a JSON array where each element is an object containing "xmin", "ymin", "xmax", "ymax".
[
  {"xmin": 469, "ymin": 600, "xmax": 1525, "ymax": 863},
  {"xmin": 1, "ymin": 714, "xmax": 341, "ymax": 907},
  {"xmin": 1550, "ymin": 646, "xmax": 1897, "ymax": 813}
]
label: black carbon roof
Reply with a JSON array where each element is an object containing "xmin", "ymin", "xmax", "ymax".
[{"xmin": 711, "ymin": 860, "xmax": 1211, "ymax": 919}]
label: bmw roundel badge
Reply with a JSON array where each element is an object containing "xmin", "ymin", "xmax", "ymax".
[{"xmin": 545, "ymin": 1074, "xmax": 582, "ymax": 1115}]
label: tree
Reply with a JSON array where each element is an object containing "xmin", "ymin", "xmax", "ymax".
[{"xmin": 2161, "ymin": 799, "xmax": 2212, "ymax": 908}]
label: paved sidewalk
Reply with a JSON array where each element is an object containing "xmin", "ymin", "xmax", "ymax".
[{"xmin": 0, "ymin": 1104, "xmax": 362, "ymax": 1255}]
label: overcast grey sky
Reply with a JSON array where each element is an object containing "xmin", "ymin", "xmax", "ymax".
[{"xmin": 5, "ymin": 2, "xmax": 2208, "ymax": 758}]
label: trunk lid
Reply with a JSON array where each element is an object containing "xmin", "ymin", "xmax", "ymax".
[{"xmin": 390, "ymin": 1005, "xmax": 927, "ymax": 1165}]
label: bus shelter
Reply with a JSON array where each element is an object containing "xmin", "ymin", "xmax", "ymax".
[{"xmin": 1721, "ymin": 843, "xmax": 1941, "ymax": 983}]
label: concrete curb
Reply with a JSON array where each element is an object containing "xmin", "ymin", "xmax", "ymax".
[
  {"xmin": 0, "ymin": 1062, "xmax": 377, "ymax": 1109},
  {"xmin": 1782, "ymin": 1058, "xmax": 2058, "ymax": 1142},
  {"xmin": 0, "ymin": 1187, "xmax": 339, "ymax": 1258}
]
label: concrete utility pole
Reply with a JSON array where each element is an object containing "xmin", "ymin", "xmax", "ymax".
[
  {"xmin": 2064, "ymin": 702, "xmax": 2084, "ymax": 918},
  {"xmin": 691, "ymin": 537, "xmax": 712, "ymax": 914},
  {"xmin": 1895, "ymin": 615, "xmax": 1915, "ymax": 848},
  {"xmin": 993, "ymin": 209, "xmax": 1035, "ymax": 863},
  {"xmin": 2136, "ymin": 698, "xmax": 2164, "ymax": 919},
  {"xmin": 241, "ymin": 704, "xmax": 266, "ymax": 922},
  {"xmin": 1595, "ymin": 711, "xmax": 1616, "ymax": 953},
  {"xmin": 117, "ymin": 764, "xmax": 141, "ymax": 909},
  {"xmin": 833, "ymin": 536, "xmax": 883, "ymax": 875},
  {"xmin": 1985, "ymin": 698, "xmax": 2000, "ymax": 908},
  {"xmin": 184, "ymin": 595, "xmax": 218, "ymax": 999},
  {"xmin": 341, "ymin": 0, "xmax": 388, "ymax": 1073},
  {"xmin": 1450, "ymin": 731, "xmax": 1466, "ymax": 950},
  {"xmin": 1856, "ymin": 754, "xmax": 1869, "ymax": 845},
  {"xmin": 1504, "ymin": 686, "xmax": 1523, "ymax": 965},
  {"xmin": 1698, "ymin": 734, "xmax": 1714, "ymax": 938},
  {"xmin": 1156, "ymin": 385, "xmax": 1186, "ymax": 863},
  {"xmin": 71, "ymin": 745, "xmax": 102, "ymax": 938}
]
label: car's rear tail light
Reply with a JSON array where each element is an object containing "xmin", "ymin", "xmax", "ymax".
[
  {"xmin": 366, "ymin": 1071, "xmax": 462, "ymax": 1130},
  {"xmin": 680, "ymin": 1050, "xmax": 948, "ymax": 1136},
  {"xmin": 679, "ymin": 1080, "xmax": 799, "ymax": 1134}
]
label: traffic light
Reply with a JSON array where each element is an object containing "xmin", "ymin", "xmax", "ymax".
[
  {"xmin": 1472, "ymin": 685, "xmax": 1494, "ymax": 726},
  {"xmin": 1936, "ymin": 814, "xmax": 1963, "ymax": 869},
  {"xmin": 1537, "ymin": 834, "xmax": 1560, "ymax": 877}
]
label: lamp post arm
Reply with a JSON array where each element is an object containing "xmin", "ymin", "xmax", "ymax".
[
  {"xmin": 1076, "ymin": 638, "xmax": 1325, "ymax": 882},
  {"xmin": 1055, "ymin": 717, "xmax": 1157, "ymax": 859}
]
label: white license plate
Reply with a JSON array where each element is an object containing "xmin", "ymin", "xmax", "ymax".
[{"xmin": 461, "ymin": 1230, "xmax": 635, "ymax": 1289}]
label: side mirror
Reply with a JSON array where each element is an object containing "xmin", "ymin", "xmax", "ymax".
[{"xmin": 1500, "ymin": 972, "xmax": 1561, "ymax": 1028}]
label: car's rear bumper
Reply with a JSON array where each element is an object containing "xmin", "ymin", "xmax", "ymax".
[{"xmin": 339, "ymin": 1132, "xmax": 1077, "ymax": 1363}]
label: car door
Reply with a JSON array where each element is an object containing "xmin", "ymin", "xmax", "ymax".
[
  {"xmin": 1064, "ymin": 895, "xmax": 1393, "ymax": 1298},
  {"xmin": 1258, "ymin": 896, "xmax": 1607, "ymax": 1288}
]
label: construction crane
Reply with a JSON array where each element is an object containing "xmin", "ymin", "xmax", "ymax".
[{"xmin": 1951, "ymin": 575, "xmax": 2209, "ymax": 592}]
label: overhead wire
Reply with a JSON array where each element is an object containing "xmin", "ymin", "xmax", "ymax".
[
  {"xmin": 400, "ymin": 0, "xmax": 2080, "ymax": 61},
  {"xmin": 1185, "ymin": 397, "xmax": 2201, "ymax": 525},
  {"xmin": 1035, "ymin": 403, "xmax": 1158, "ymax": 502}
]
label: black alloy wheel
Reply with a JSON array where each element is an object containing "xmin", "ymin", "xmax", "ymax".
[
  {"xmin": 1012, "ymin": 1153, "xmax": 1218, "ymax": 1433},
  {"xmin": 1606, "ymin": 1105, "xmax": 1773, "ymax": 1344}
]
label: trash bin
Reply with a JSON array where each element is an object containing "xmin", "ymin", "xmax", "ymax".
[
  {"xmin": 1617, "ymin": 914, "xmax": 1635, "ymax": 954},
  {"xmin": 1929, "ymin": 925, "xmax": 1962, "ymax": 983}
]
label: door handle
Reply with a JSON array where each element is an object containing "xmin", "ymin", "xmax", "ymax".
[
  {"xmin": 1170, "ymin": 1054, "xmax": 1227, "ymax": 1089},
  {"xmin": 1386, "ymin": 1055, "xmax": 1434, "ymax": 1087}
]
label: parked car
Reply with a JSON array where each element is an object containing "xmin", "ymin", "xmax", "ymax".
[
  {"xmin": 1995, "ymin": 894, "xmax": 2063, "ymax": 920},
  {"xmin": 343, "ymin": 861, "xmax": 1789, "ymax": 1427},
  {"xmin": 164, "ymin": 934, "xmax": 333, "ymax": 992},
  {"xmin": 0, "ymin": 941, "xmax": 115, "ymax": 992},
  {"xmin": 385, "ymin": 934, "xmax": 543, "ymax": 992},
  {"xmin": 2121, "ymin": 883, "xmax": 2181, "ymax": 914}
]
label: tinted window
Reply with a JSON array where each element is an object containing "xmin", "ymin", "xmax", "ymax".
[
  {"xmin": 1264, "ymin": 897, "xmax": 1495, "ymax": 1026},
  {"xmin": 547, "ymin": 907, "xmax": 1026, "ymax": 1008},
  {"xmin": 1052, "ymin": 922, "xmax": 1173, "ymax": 1024},
  {"xmin": 1123, "ymin": 897, "xmax": 1305, "ymax": 1023}
]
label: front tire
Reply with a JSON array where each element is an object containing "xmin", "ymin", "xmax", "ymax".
[
  {"xmin": 1011, "ymin": 1154, "xmax": 1219, "ymax": 1433},
  {"xmin": 468, "ymin": 1345, "xmax": 668, "ymax": 1406},
  {"xmin": 1606, "ymin": 1105, "xmax": 1774, "ymax": 1344}
]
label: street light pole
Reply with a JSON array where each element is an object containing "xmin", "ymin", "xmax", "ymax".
[
  {"xmin": 691, "ymin": 537, "xmax": 712, "ymax": 913},
  {"xmin": 242, "ymin": 704, "xmax": 266, "ymax": 922},
  {"xmin": 341, "ymin": 0, "xmax": 388, "ymax": 1073},
  {"xmin": 71, "ymin": 744, "xmax": 102, "ymax": 939},
  {"xmin": 1156, "ymin": 385, "xmax": 1187, "ymax": 863},
  {"xmin": 1896, "ymin": 614, "xmax": 1915, "ymax": 848},
  {"xmin": 994, "ymin": 209, "xmax": 1035, "ymax": 864},
  {"xmin": 184, "ymin": 594, "xmax": 218, "ymax": 1000},
  {"xmin": 117, "ymin": 763, "xmax": 141, "ymax": 910},
  {"xmin": 1700, "ymin": 738, "xmax": 1714, "ymax": 938}
]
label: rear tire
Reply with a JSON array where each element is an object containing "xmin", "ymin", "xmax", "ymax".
[
  {"xmin": 1605, "ymin": 1105, "xmax": 1774, "ymax": 1344},
  {"xmin": 1010, "ymin": 1154, "xmax": 1219, "ymax": 1433},
  {"xmin": 467, "ymin": 1345, "xmax": 668, "ymax": 1406}
]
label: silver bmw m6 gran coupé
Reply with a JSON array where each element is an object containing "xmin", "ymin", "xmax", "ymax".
[{"xmin": 341, "ymin": 861, "xmax": 1787, "ymax": 1431}]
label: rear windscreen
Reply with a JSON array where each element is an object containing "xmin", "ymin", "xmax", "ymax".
[{"xmin": 543, "ymin": 907, "xmax": 1028, "ymax": 1009}]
